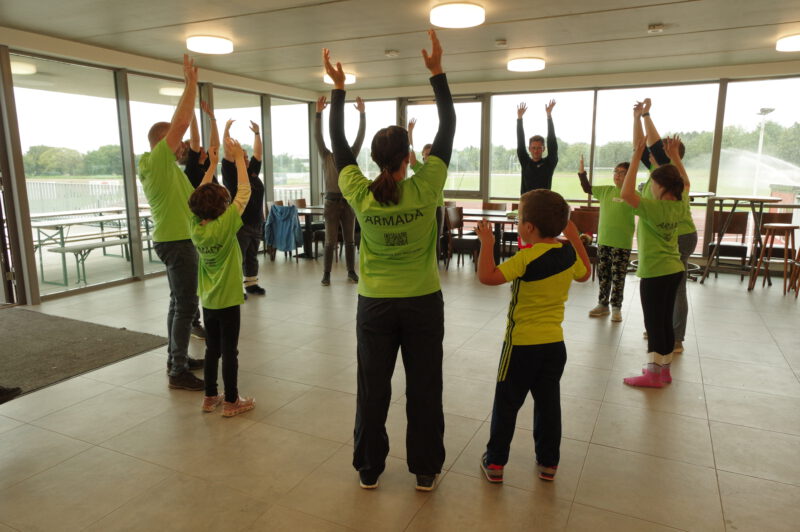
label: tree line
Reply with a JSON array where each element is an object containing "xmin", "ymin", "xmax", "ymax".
[{"xmin": 21, "ymin": 121, "xmax": 800, "ymax": 177}]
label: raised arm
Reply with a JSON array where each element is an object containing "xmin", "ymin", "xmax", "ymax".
[
  {"xmin": 476, "ymin": 220, "xmax": 507, "ymax": 285},
  {"xmin": 545, "ymin": 99, "xmax": 557, "ymax": 161},
  {"xmin": 424, "ymin": 30, "xmax": 455, "ymax": 166},
  {"xmin": 323, "ymin": 49, "xmax": 358, "ymax": 173},
  {"xmin": 225, "ymin": 138, "xmax": 251, "ymax": 214},
  {"xmin": 664, "ymin": 135, "xmax": 690, "ymax": 193},
  {"xmin": 351, "ymin": 97, "xmax": 366, "ymax": 157},
  {"xmin": 408, "ymin": 118, "xmax": 418, "ymax": 167},
  {"xmin": 562, "ymin": 220, "xmax": 591, "ymax": 283},
  {"xmin": 641, "ymin": 98, "xmax": 662, "ymax": 147},
  {"xmin": 314, "ymin": 96, "xmax": 330, "ymax": 157},
  {"xmin": 199, "ymin": 146, "xmax": 219, "ymax": 187},
  {"xmin": 201, "ymin": 101, "xmax": 220, "ymax": 151},
  {"xmin": 164, "ymin": 55, "xmax": 198, "ymax": 153},
  {"xmin": 516, "ymin": 103, "xmax": 530, "ymax": 164},
  {"xmin": 250, "ymin": 121, "xmax": 262, "ymax": 161},
  {"xmin": 189, "ymin": 113, "xmax": 200, "ymax": 152},
  {"xmin": 577, "ymin": 155, "xmax": 592, "ymax": 195},
  {"xmin": 222, "ymin": 118, "xmax": 236, "ymax": 162},
  {"xmin": 621, "ymin": 139, "xmax": 647, "ymax": 208}
]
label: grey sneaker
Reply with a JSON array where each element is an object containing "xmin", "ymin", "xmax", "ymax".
[
  {"xmin": 588, "ymin": 304, "xmax": 610, "ymax": 317},
  {"xmin": 415, "ymin": 474, "xmax": 439, "ymax": 492},
  {"xmin": 611, "ymin": 307, "xmax": 623, "ymax": 322},
  {"xmin": 480, "ymin": 452, "xmax": 504, "ymax": 483}
]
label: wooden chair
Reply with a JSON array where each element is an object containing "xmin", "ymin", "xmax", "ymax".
[
  {"xmin": 444, "ymin": 206, "xmax": 480, "ymax": 271},
  {"xmin": 570, "ymin": 209, "xmax": 600, "ymax": 280},
  {"xmin": 502, "ymin": 203, "xmax": 520, "ymax": 257},
  {"xmin": 482, "ymin": 202, "xmax": 507, "ymax": 211},
  {"xmin": 707, "ymin": 210, "xmax": 749, "ymax": 280},
  {"xmin": 749, "ymin": 223, "xmax": 798, "ymax": 294},
  {"xmin": 289, "ymin": 198, "xmax": 307, "ymax": 208}
]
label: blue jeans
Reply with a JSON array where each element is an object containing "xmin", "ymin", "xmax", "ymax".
[{"xmin": 154, "ymin": 240, "xmax": 199, "ymax": 376}]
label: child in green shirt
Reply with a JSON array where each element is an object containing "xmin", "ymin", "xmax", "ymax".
[
  {"xmin": 476, "ymin": 189, "xmax": 591, "ymax": 484},
  {"xmin": 189, "ymin": 138, "xmax": 255, "ymax": 417}
]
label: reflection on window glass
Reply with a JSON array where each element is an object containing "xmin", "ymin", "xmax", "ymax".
[
  {"xmin": 408, "ymin": 101, "xmax": 481, "ymax": 192},
  {"xmin": 271, "ymin": 98, "xmax": 310, "ymax": 203},
  {"xmin": 12, "ymin": 55, "xmax": 130, "ymax": 295},
  {"xmin": 320, "ymin": 99, "xmax": 397, "ymax": 179},
  {"xmin": 720, "ymin": 78, "xmax": 800, "ymax": 205},
  {"xmin": 491, "ymin": 92, "xmax": 593, "ymax": 200},
  {"xmin": 128, "ymin": 73, "xmax": 199, "ymax": 274}
]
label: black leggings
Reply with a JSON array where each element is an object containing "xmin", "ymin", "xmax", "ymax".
[
  {"xmin": 640, "ymin": 271, "xmax": 683, "ymax": 356},
  {"xmin": 202, "ymin": 305, "xmax": 241, "ymax": 402}
]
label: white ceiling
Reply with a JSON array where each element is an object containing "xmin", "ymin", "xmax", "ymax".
[{"xmin": 3, "ymin": 0, "xmax": 800, "ymax": 92}]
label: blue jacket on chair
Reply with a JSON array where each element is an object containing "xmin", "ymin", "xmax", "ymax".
[{"xmin": 265, "ymin": 204, "xmax": 303, "ymax": 252}]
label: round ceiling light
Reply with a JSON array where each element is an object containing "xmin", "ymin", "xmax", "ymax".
[
  {"xmin": 323, "ymin": 72, "xmax": 357, "ymax": 85},
  {"xmin": 159, "ymin": 87, "xmax": 184, "ymax": 97},
  {"xmin": 507, "ymin": 58, "xmax": 546, "ymax": 72},
  {"xmin": 186, "ymin": 35, "xmax": 234, "ymax": 54},
  {"xmin": 10, "ymin": 61, "xmax": 37, "ymax": 75},
  {"xmin": 430, "ymin": 3, "xmax": 485, "ymax": 29},
  {"xmin": 776, "ymin": 34, "xmax": 800, "ymax": 52}
]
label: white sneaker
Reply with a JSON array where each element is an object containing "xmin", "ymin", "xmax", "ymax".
[
  {"xmin": 589, "ymin": 304, "xmax": 610, "ymax": 317},
  {"xmin": 611, "ymin": 307, "xmax": 623, "ymax": 322}
]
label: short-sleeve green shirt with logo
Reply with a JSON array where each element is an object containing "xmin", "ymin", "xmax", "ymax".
[
  {"xmin": 138, "ymin": 139, "xmax": 194, "ymax": 242},
  {"xmin": 191, "ymin": 205, "xmax": 244, "ymax": 309},
  {"xmin": 592, "ymin": 185, "xmax": 635, "ymax": 250},
  {"xmin": 633, "ymin": 194, "xmax": 686, "ymax": 279}
]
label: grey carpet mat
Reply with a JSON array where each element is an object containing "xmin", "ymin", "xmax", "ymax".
[{"xmin": 0, "ymin": 307, "xmax": 167, "ymax": 394}]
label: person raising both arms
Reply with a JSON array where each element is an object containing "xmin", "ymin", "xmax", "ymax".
[
  {"xmin": 517, "ymin": 99, "xmax": 558, "ymax": 194},
  {"xmin": 408, "ymin": 118, "xmax": 444, "ymax": 260},
  {"xmin": 324, "ymin": 29, "xmax": 455, "ymax": 493}
]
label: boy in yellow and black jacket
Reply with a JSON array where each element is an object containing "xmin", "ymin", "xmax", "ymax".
[{"xmin": 475, "ymin": 189, "xmax": 591, "ymax": 483}]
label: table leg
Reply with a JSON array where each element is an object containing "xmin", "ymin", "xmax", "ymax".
[
  {"xmin": 700, "ymin": 200, "xmax": 739, "ymax": 284},
  {"xmin": 747, "ymin": 201, "xmax": 769, "ymax": 291},
  {"xmin": 297, "ymin": 213, "xmax": 315, "ymax": 259}
]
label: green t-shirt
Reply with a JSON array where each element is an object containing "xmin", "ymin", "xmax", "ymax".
[
  {"xmin": 339, "ymin": 155, "xmax": 447, "ymax": 298},
  {"xmin": 642, "ymin": 174, "xmax": 696, "ymax": 236},
  {"xmin": 411, "ymin": 160, "xmax": 444, "ymax": 207},
  {"xmin": 191, "ymin": 205, "xmax": 244, "ymax": 309},
  {"xmin": 592, "ymin": 185, "xmax": 635, "ymax": 250},
  {"xmin": 138, "ymin": 139, "xmax": 194, "ymax": 243},
  {"xmin": 633, "ymin": 194, "xmax": 686, "ymax": 278}
]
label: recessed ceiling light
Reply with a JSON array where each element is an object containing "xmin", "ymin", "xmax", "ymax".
[
  {"xmin": 186, "ymin": 35, "xmax": 234, "ymax": 55},
  {"xmin": 159, "ymin": 87, "xmax": 184, "ymax": 97},
  {"xmin": 323, "ymin": 72, "xmax": 357, "ymax": 85},
  {"xmin": 10, "ymin": 61, "xmax": 37, "ymax": 75},
  {"xmin": 776, "ymin": 34, "xmax": 800, "ymax": 52},
  {"xmin": 430, "ymin": 3, "xmax": 485, "ymax": 29},
  {"xmin": 507, "ymin": 58, "xmax": 546, "ymax": 72}
]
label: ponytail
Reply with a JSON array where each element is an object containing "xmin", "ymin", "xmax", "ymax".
[
  {"xmin": 369, "ymin": 170, "xmax": 400, "ymax": 205},
  {"xmin": 651, "ymin": 164, "xmax": 684, "ymax": 200},
  {"xmin": 369, "ymin": 125, "xmax": 409, "ymax": 205}
]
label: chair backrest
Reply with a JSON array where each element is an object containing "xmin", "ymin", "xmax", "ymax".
[
  {"xmin": 759, "ymin": 212, "xmax": 793, "ymax": 234},
  {"xmin": 570, "ymin": 209, "xmax": 599, "ymax": 234},
  {"xmin": 483, "ymin": 202, "xmax": 507, "ymax": 211},
  {"xmin": 511, "ymin": 203, "xmax": 519, "ymax": 211},
  {"xmin": 444, "ymin": 200, "xmax": 457, "ymax": 207},
  {"xmin": 712, "ymin": 211, "xmax": 748, "ymax": 239},
  {"xmin": 289, "ymin": 198, "xmax": 307, "ymax": 208},
  {"xmin": 445, "ymin": 206, "xmax": 464, "ymax": 233}
]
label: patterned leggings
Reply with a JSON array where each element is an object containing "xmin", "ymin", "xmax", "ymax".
[{"xmin": 597, "ymin": 245, "xmax": 632, "ymax": 308}]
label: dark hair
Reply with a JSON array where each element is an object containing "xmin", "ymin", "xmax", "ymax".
[
  {"xmin": 369, "ymin": 126, "xmax": 409, "ymax": 205},
  {"xmin": 650, "ymin": 164, "xmax": 684, "ymax": 200},
  {"xmin": 148, "ymin": 121, "xmax": 170, "ymax": 148},
  {"xmin": 188, "ymin": 183, "xmax": 230, "ymax": 220},
  {"xmin": 528, "ymin": 135, "xmax": 545, "ymax": 145},
  {"xmin": 422, "ymin": 143, "xmax": 432, "ymax": 154},
  {"xmin": 519, "ymin": 189, "xmax": 569, "ymax": 238},
  {"xmin": 615, "ymin": 161, "xmax": 630, "ymax": 171}
]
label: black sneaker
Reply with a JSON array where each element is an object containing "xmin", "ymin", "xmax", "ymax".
[
  {"xmin": 0, "ymin": 386, "xmax": 22, "ymax": 405},
  {"xmin": 168, "ymin": 371, "xmax": 204, "ymax": 391},
  {"xmin": 347, "ymin": 271, "xmax": 359, "ymax": 283},
  {"xmin": 167, "ymin": 357, "xmax": 204, "ymax": 373},
  {"xmin": 359, "ymin": 471, "xmax": 379, "ymax": 489},
  {"xmin": 415, "ymin": 474, "xmax": 439, "ymax": 492},
  {"xmin": 245, "ymin": 284, "xmax": 266, "ymax": 295},
  {"xmin": 321, "ymin": 272, "xmax": 331, "ymax": 286},
  {"xmin": 480, "ymin": 452, "xmax": 504, "ymax": 483},
  {"xmin": 191, "ymin": 324, "xmax": 206, "ymax": 340}
]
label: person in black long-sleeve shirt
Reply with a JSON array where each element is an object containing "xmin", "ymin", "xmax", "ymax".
[
  {"xmin": 325, "ymin": 29, "xmax": 455, "ymax": 493},
  {"xmin": 221, "ymin": 119, "xmax": 266, "ymax": 296},
  {"xmin": 517, "ymin": 100, "xmax": 558, "ymax": 194}
]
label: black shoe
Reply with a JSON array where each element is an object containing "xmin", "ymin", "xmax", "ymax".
[
  {"xmin": 359, "ymin": 471, "xmax": 379, "ymax": 489},
  {"xmin": 243, "ymin": 292, "xmax": 248, "ymax": 300},
  {"xmin": 0, "ymin": 386, "xmax": 22, "ymax": 405},
  {"xmin": 168, "ymin": 371, "xmax": 204, "ymax": 391},
  {"xmin": 245, "ymin": 284, "xmax": 266, "ymax": 295},
  {"xmin": 191, "ymin": 324, "xmax": 206, "ymax": 340},
  {"xmin": 415, "ymin": 474, "xmax": 439, "ymax": 492},
  {"xmin": 347, "ymin": 271, "xmax": 359, "ymax": 283},
  {"xmin": 321, "ymin": 272, "xmax": 331, "ymax": 286},
  {"xmin": 167, "ymin": 357, "xmax": 204, "ymax": 373}
]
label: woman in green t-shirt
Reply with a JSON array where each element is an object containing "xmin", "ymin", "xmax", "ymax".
[
  {"xmin": 620, "ymin": 137, "xmax": 690, "ymax": 388},
  {"xmin": 323, "ymin": 30, "xmax": 455, "ymax": 493}
]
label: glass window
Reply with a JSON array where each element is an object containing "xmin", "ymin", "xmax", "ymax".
[
  {"xmin": 407, "ymin": 100, "xmax": 481, "ymax": 194},
  {"xmin": 214, "ymin": 88, "xmax": 262, "ymax": 167},
  {"xmin": 13, "ymin": 55, "xmax": 130, "ymax": 295},
  {"xmin": 271, "ymin": 98, "xmax": 310, "ymax": 204},
  {"xmin": 490, "ymin": 91, "xmax": 594, "ymax": 200},
  {"xmin": 319, "ymin": 99, "xmax": 397, "ymax": 179},
  {"xmin": 128, "ymin": 73, "xmax": 199, "ymax": 274}
]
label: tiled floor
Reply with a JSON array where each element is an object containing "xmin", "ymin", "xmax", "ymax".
[{"xmin": 2, "ymin": 256, "xmax": 799, "ymax": 531}]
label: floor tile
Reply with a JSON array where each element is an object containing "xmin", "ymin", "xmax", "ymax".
[
  {"xmin": 262, "ymin": 387, "xmax": 356, "ymax": 443},
  {"xmin": 705, "ymin": 384, "xmax": 800, "ymax": 435},
  {"xmin": 700, "ymin": 358, "xmax": 800, "ymax": 398},
  {"xmin": 244, "ymin": 505, "xmax": 352, "ymax": 532},
  {"xmin": 717, "ymin": 470, "xmax": 800, "ymax": 532},
  {"xmin": 711, "ymin": 421, "xmax": 800, "ymax": 486},
  {"xmin": 565, "ymin": 503, "xmax": 681, "ymax": 532},
  {"xmin": 514, "ymin": 393, "xmax": 602, "ymax": 443},
  {"xmin": 603, "ymin": 371, "xmax": 708, "ymax": 419}
]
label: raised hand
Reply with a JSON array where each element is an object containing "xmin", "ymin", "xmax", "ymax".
[
  {"xmin": 633, "ymin": 101, "xmax": 644, "ymax": 118},
  {"xmin": 545, "ymin": 99, "xmax": 556, "ymax": 116},
  {"xmin": 408, "ymin": 118, "xmax": 416, "ymax": 133},
  {"xmin": 183, "ymin": 54, "xmax": 198, "ymax": 86},
  {"xmin": 224, "ymin": 118, "xmax": 235, "ymax": 137},
  {"xmin": 200, "ymin": 100, "xmax": 215, "ymax": 119},
  {"xmin": 322, "ymin": 48, "xmax": 346, "ymax": 89},
  {"xmin": 517, "ymin": 102, "xmax": 527, "ymax": 119},
  {"xmin": 421, "ymin": 29, "xmax": 443, "ymax": 75},
  {"xmin": 225, "ymin": 137, "xmax": 243, "ymax": 160},
  {"xmin": 642, "ymin": 98, "xmax": 652, "ymax": 114},
  {"xmin": 579, "ymin": 154, "xmax": 585, "ymax": 174},
  {"xmin": 249, "ymin": 120, "xmax": 260, "ymax": 135},
  {"xmin": 354, "ymin": 96, "xmax": 365, "ymax": 113},
  {"xmin": 316, "ymin": 95, "xmax": 328, "ymax": 113},
  {"xmin": 207, "ymin": 145, "xmax": 219, "ymax": 166},
  {"xmin": 476, "ymin": 219, "xmax": 495, "ymax": 245},
  {"xmin": 664, "ymin": 134, "xmax": 682, "ymax": 161}
]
